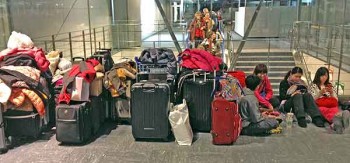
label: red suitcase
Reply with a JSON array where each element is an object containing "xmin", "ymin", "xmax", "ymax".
[{"xmin": 211, "ymin": 97, "xmax": 242, "ymax": 145}]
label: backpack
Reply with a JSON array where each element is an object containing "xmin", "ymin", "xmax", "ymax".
[{"xmin": 216, "ymin": 74, "xmax": 244, "ymax": 101}]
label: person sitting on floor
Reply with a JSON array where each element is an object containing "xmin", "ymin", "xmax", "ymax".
[
  {"xmin": 279, "ymin": 66, "xmax": 325, "ymax": 128},
  {"xmin": 239, "ymin": 75, "xmax": 279, "ymax": 136},
  {"xmin": 253, "ymin": 64, "xmax": 280, "ymax": 112},
  {"xmin": 310, "ymin": 67, "xmax": 350, "ymax": 134}
]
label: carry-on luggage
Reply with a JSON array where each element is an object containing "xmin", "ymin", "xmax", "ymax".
[
  {"xmin": 90, "ymin": 96, "xmax": 101, "ymax": 134},
  {"xmin": 131, "ymin": 82, "xmax": 171, "ymax": 140},
  {"xmin": 181, "ymin": 70, "xmax": 216, "ymax": 132},
  {"xmin": 169, "ymin": 99, "xmax": 193, "ymax": 146},
  {"xmin": 211, "ymin": 97, "xmax": 241, "ymax": 145},
  {"xmin": 3, "ymin": 110, "xmax": 43, "ymax": 138},
  {"xmin": 56, "ymin": 102, "xmax": 92, "ymax": 143},
  {"xmin": 0, "ymin": 105, "xmax": 8, "ymax": 154}
]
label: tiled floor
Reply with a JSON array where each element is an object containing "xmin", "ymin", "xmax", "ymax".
[{"xmin": 1, "ymin": 121, "xmax": 350, "ymax": 163}]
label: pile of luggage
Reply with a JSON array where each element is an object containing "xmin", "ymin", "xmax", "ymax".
[
  {"xmin": 0, "ymin": 32, "xmax": 55, "ymax": 153},
  {"xmin": 130, "ymin": 48, "xmax": 246, "ymax": 145},
  {"xmin": 0, "ymin": 32, "xmax": 248, "ymax": 154}
]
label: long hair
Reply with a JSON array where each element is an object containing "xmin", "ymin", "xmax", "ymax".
[
  {"xmin": 284, "ymin": 66, "xmax": 303, "ymax": 80},
  {"xmin": 313, "ymin": 67, "xmax": 330, "ymax": 89},
  {"xmin": 253, "ymin": 64, "xmax": 268, "ymax": 75}
]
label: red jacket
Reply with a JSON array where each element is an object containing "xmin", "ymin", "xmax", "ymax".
[
  {"xmin": 58, "ymin": 59, "xmax": 99, "ymax": 104},
  {"xmin": 180, "ymin": 49, "xmax": 222, "ymax": 72},
  {"xmin": 254, "ymin": 75, "xmax": 273, "ymax": 108},
  {"xmin": 0, "ymin": 47, "xmax": 49, "ymax": 72}
]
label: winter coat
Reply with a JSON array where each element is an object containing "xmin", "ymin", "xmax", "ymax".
[
  {"xmin": 0, "ymin": 47, "xmax": 49, "ymax": 72},
  {"xmin": 179, "ymin": 49, "xmax": 222, "ymax": 72},
  {"xmin": 254, "ymin": 75, "xmax": 274, "ymax": 108}
]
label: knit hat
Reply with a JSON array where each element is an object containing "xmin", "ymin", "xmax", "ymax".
[{"xmin": 0, "ymin": 82, "xmax": 11, "ymax": 103}]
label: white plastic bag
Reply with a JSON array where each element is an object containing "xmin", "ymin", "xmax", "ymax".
[
  {"xmin": 7, "ymin": 31, "xmax": 34, "ymax": 49},
  {"xmin": 169, "ymin": 99, "xmax": 193, "ymax": 146}
]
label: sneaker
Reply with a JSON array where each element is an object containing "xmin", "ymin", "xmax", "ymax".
[
  {"xmin": 297, "ymin": 118, "xmax": 307, "ymax": 128},
  {"xmin": 333, "ymin": 115, "xmax": 344, "ymax": 134},
  {"xmin": 312, "ymin": 116, "xmax": 325, "ymax": 127},
  {"xmin": 342, "ymin": 110, "xmax": 350, "ymax": 129}
]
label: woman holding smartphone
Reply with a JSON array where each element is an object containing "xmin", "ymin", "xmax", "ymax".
[
  {"xmin": 310, "ymin": 67, "xmax": 350, "ymax": 134},
  {"xmin": 279, "ymin": 67, "xmax": 324, "ymax": 128}
]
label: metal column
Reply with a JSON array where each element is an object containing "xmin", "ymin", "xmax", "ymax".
[{"xmin": 155, "ymin": 0, "xmax": 182, "ymax": 54}]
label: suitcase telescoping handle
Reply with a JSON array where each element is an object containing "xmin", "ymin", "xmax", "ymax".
[
  {"xmin": 72, "ymin": 56, "xmax": 85, "ymax": 61},
  {"xmin": 141, "ymin": 82, "xmax": 158, "ymax": 92},
  {"xmin": 192, "ymin": 69, "xmax": 207, "ymax": 82}
]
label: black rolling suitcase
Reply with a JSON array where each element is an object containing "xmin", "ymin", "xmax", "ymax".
[
  {"xmin": 180, "ymin": 70, "xmax": 216, "ymax": 132},
  {"xmin": 3, "ymin": 110, "xmax": 43, "ymax": 138},
  {"xmin": 0, "ymin": 105, "xmax": 8, "ymax": 154},
  {"xmin": 131, "ymin": 82, "xmax": 171, "ymax": 141},
  {"xmin": 56, "ymin": 102, "xmax": 92, "ymax": 143}
]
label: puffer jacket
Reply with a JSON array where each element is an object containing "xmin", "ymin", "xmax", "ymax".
[
  {"xmin": 0, "ymin": 47, "xmax": 49, "ymax": 72},
  {"xmin": 9, "ymin": 88, "xmax": 26, "ymax": 107},
  {"xmin": 8, "ymin": 88, "xmax": 45, "ymax": 116},
  {"xmin": 179, "ymin": 49, "xmax": 222, "ymax": 72},
  {"xmin": 22, "ymin": 88, "xmax": 45, "ymax": 116}
]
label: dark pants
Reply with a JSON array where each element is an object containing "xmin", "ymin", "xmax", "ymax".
[
  {"xmin": 269, "ymin": 96, "xmax": 280, "ymax": 109},
  {"xmin": 241, "ymin": 119, "xmax": 279, "ymax": 136},
  {"xmin": 284, "ymin": 93, "xmax": 322, "ymax": 119}
]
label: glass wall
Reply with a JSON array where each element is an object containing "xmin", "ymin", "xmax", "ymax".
[
  {"xmin": 0, "ymin": 0, "xmax": 111, "ymax": 58},
  {"xmin": 296, "ymin": 0, "xmax": 350, "ymax": 95}
]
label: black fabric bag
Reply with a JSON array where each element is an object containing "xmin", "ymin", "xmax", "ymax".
[
  {"xmin": 4, "ymin": 110, "xmax": 42, "ymax": 138},
  {"xmin": 56, "ymin": 102, "xmax": 92, "ymax": 143}
]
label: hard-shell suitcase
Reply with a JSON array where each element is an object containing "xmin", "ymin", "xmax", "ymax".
[
  {"xmin": 56, "ymin": 102, "xmax": 92, "ymax": 143},
  {"xmin": 90, "ymin": 96, "xmax": 102, "ymax": 134},
  {"xmin": 182, "ymin": 71, "xmax": 215, "ymax": 132},
  {"xmin": 131, "ymin": 82, "xmax": 171, "ymax": 140},
  {"xmin": 211, "ymin": 97, "xmax": 241, "ymax": 145},
  {"xmin": 0, "ymin": 105, "xmax": 8, "ymax": 154},
  {"xmin": 3, "ymin": 110, "xmax": 42, "ymax": 138}
]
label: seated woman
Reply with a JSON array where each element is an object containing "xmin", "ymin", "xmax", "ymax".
[
  {"xmin": 310, "ymin": 67, "xmax": 350, "ymax": 134},
  {"xmin": 279, "ymin": 66, "xmax": 324, "ymax": 128},
  {"xmin": 253, "ymin": 64, "xmax": 280, "ymax": 112}
]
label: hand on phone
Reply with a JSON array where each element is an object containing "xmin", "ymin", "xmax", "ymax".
[{"xmin": 292, "ymin": 90, "xmax": 301, "ymax": 96}]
